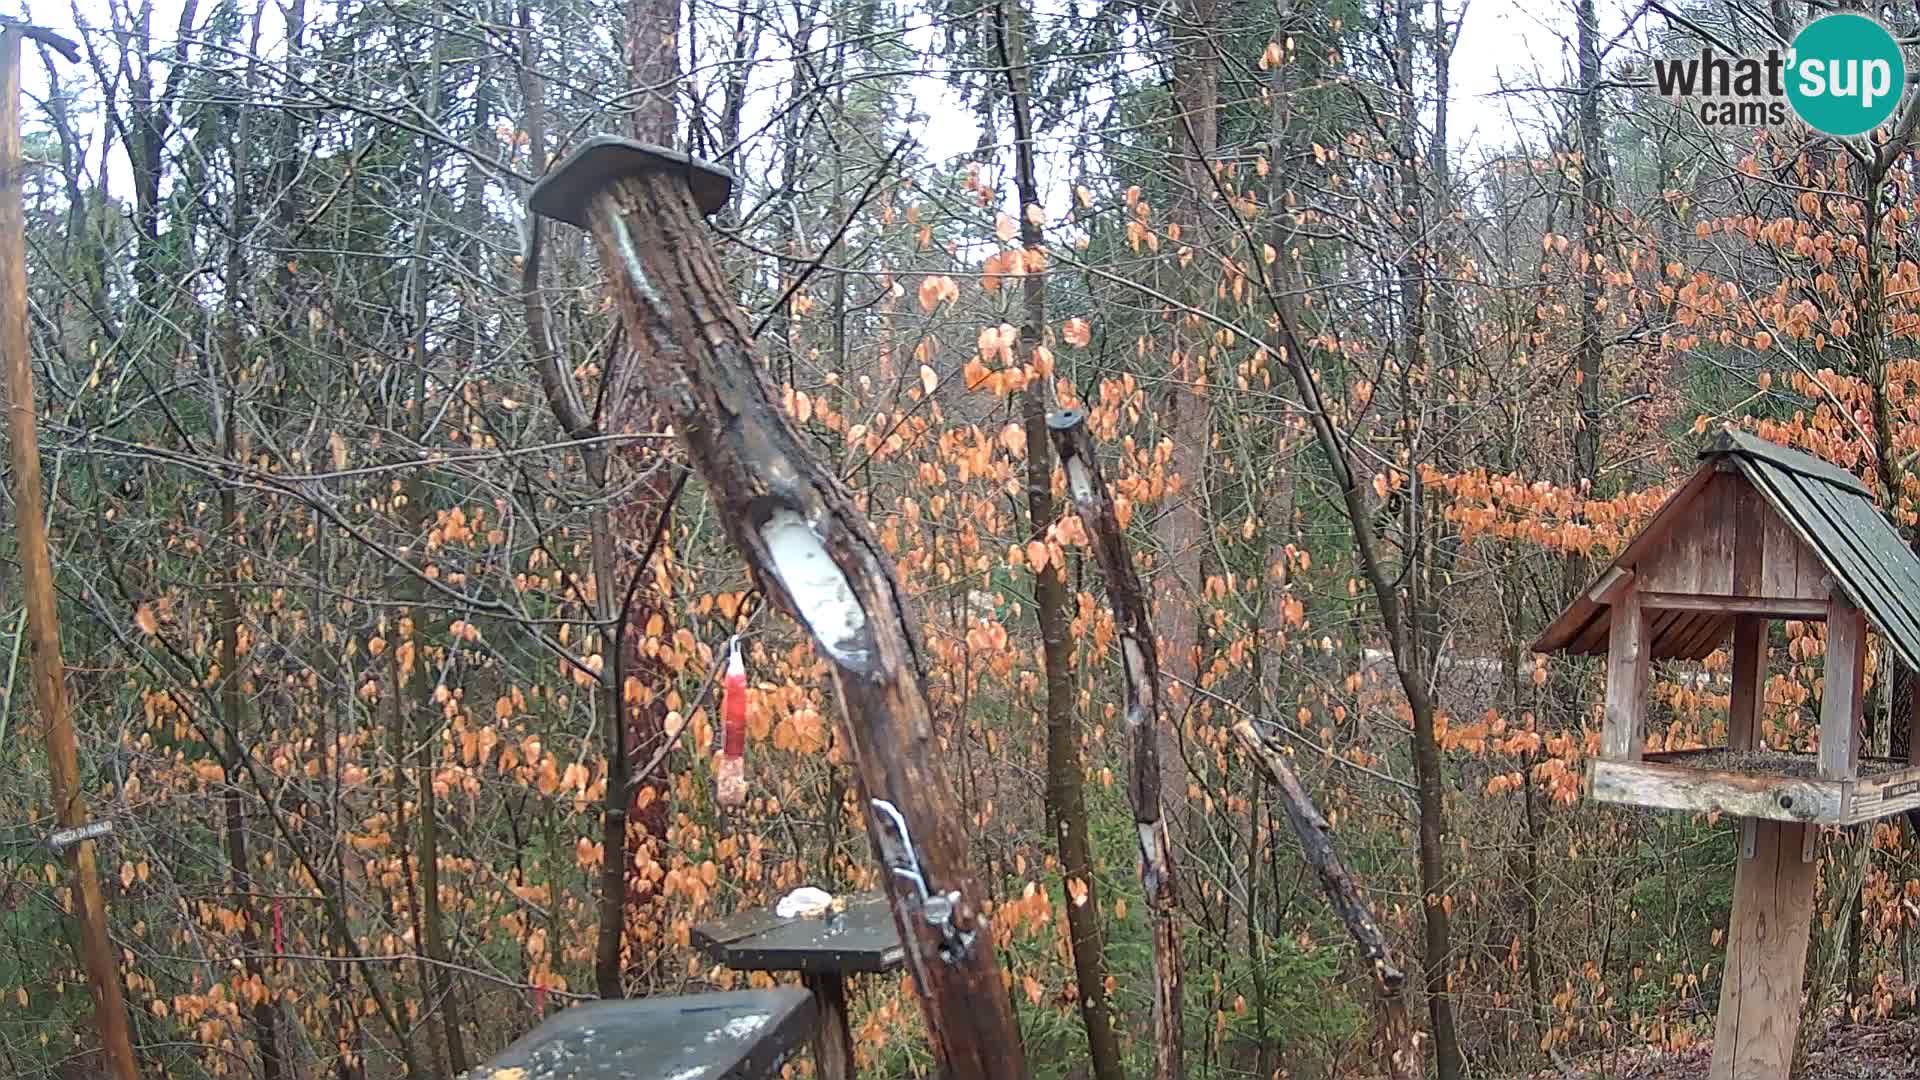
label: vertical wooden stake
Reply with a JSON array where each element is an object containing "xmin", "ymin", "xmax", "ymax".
[
  {"xmin": 1709, "ymin": 820, "xmax": 1818, "ymax": 1080},
  {"xmin": 1602, "ymin": 586, "xmax": 1649, "ymax": 760},
  {"xmin": 801, "ymin": 973, "xmax": 854, "ymax": 1080},
  {"xmin": 1820, "ymin": 594, "xmax": 1867, "ymax": 781},
  {"xmin": 0, "ymin": 26, "xmax": 141, "ymax": 1080}
]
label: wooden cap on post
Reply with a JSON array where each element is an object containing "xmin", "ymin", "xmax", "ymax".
[{"xmin": 526, "ymin": 136, "xmax": 735, "ymax": 227}]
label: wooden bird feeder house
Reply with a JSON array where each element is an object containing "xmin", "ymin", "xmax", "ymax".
[{"xmin": 1536, "ymin": 427, "xmax": 1920, "ymax": 1079}]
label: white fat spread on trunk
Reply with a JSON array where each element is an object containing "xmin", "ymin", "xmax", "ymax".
[
  {"xmin": 1065, "ymin": 454, "xmax": 1096, "ymax": 505},
  {"xmin": 1120, "ymin": 637, "xmax": 1153, "ymax": 718},
  {"xmin": 761, "ymin": 510, "xmax": 870, "ymax": 668}
]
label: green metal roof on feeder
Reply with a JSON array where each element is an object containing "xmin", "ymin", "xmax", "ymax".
[{"xmin": 1534, "ymin": 427, "xmax": 1920, "ymax": 673}]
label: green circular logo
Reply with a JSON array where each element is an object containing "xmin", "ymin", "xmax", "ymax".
[{"xmin": 1787, "ymin": 14, "xmax": 1906, "ymax": 136}]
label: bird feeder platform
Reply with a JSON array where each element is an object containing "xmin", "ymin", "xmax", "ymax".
[
  {"xmin": 1591, "ymin": 747, "xmax": 1920, "ymax": 826},
  {"xmin": 464, "ymin": 989, "xmax": 815, "ymax": 1080},
  {"xmin": 1536, "ymin": 428, "xmax": 1920, "ymax": 1080},
  {"xmin": 692, "ymin": 893, "xmax": 903, "ymax": 1080}
]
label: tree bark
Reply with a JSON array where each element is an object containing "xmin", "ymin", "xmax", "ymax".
[
  {"xmin": 1156, "ymin": 0, "xmax": 1220, "ymax": 819},
  {"xmin": 1572, "ymin": 0, "xmax": 1607, "ymax": 504},
  {"xmin": 1047, "ymin": 410, "xmax": 1185, "ymax": 1080},
  {"xmin": 996, "ymin": 5, "xmax": 1124, "ymax": 1078},
  {"xmin": 1391, "ymin": 0, "xmax": 1462, "ymax": 1071},
  {"xmin": 0, "ymin": 29, "xmax": 142, "ymax": 1080},
  {"xmin": 1232, "ymin": 721, "xmax": 1421, "ymax": 1080},
  {"xmin": 612, "ymin": 0, "xmax": 684, "ymax": 982},
  {"xmin": 556, "ymin": 166, "xmax": 1032, "ymax": 1078},
  {"xmin": 624, "ymin": 0, "xmax": 680, "ymax": 140}
]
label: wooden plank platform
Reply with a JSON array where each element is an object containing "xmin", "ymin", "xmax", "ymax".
[
  {"xmin": 465, "ymin": 989, "xmax": 815, "ymax": 1080},
  {"xmin": 691, "ymin": 892, "xmax": 904, "ymax": 976},
  {"xmin": 689, "ymin": 894, "xmax": 903, "ymax": 1080},
  {"xmin": 1591, "ymin": 749, "xmax": 1920, "ymax": 824}
]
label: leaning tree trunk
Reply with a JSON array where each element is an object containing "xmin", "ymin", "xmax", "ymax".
[
  {"xmin": 1, "ymin": 26, "xmax": 142, "ymax": 1080},
  {"xmin": 534, "ymin": 158, "xmax": 1032, "ymax": 1078},
  {"xmin": 1231, "ymin": 724, "xmax": 1422, "ymax": 1080},
  {"xmin": 1046, "ymin": 411, "xmax": 1186, "ymax": 1080}
]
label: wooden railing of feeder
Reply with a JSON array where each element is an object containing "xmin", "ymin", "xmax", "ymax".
[{"xmin": 527, "ymin": 138, "xmax": 1030, "ymax": 1078}]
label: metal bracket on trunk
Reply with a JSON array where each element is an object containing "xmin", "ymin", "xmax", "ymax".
[{"xmin": 871, "ymin": 799, "xmax": 975, "ymax": 964}]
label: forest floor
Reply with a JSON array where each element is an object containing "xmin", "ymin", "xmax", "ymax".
[{"xmin": 1518, "ymin": 1014, "xmax": 1920, "ymax": 1078}]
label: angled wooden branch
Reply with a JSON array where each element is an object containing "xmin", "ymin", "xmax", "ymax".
[
  {"xmin": 527, "ymin": 138, "xmax": 1030, "ymax": 1078},
  {"xmin": 1052, "ymin": 406, "xmax": 1420, "ymax": 1080},
  {"xmin": 1231, "ymin": 721, "xmax": 1421, "ymax": 1080},
  {"xmin": 1045, "ymin": 407, "xmax": 1184, "ymax": 1080}
]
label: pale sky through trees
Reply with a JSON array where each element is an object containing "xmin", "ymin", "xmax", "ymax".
[{"xmin": 16, "ymin": 0, "xmax": 1614, "ymax": 205}]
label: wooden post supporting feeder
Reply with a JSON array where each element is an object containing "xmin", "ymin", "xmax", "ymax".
[
  {"xmin": 528, "ymin": 138, "xmax": 1030, "ymax": 1078},
  {"xmin": 1536, "ymin": 428, "xmax": 1920, "ymax": 1080}
]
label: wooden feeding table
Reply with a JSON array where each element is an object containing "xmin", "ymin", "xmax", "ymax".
[
  {"xmin": 1591, "ymin": 747, "xmax": 1920, "ymax": 826},
  {"xmin": 463, "ymin": 988, "xmax": 815, "ymax": 1080},
  {"xmin": 1536, "ymin": 428, "xmax": 1920, "ymax": 1080},
  {"xmin": 692, "ymin": 893, "xmax": 904, "ymax": 1080}
]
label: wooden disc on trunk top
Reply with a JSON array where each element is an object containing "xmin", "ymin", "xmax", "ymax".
[{"xmin": 527, "ymin": 136, "xmax": 736, "ymax": 227}]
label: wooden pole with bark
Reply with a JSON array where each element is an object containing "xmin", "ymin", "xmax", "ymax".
[
  {"xmin": 528, "ymin": 138, "xmax": 1030, "ymax": 1079},
  {"xmin": 1045, "ymin": 408, "xmax": 1184, "ymax": 1079},
  {"xmin": 1, "ymin": 24, "xmax": 142, "ymax": 1080}
]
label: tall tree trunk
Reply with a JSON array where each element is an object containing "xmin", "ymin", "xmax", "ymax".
[
  {"xmin": 217, "ymin": 28, "xmax": 283, "ymax": 1077},
  {"xmin": 1392, "ymin": 0, "xmax": 1462, "ymax": 1073},
  {"xmin": 1158, "ymin": 0, "xmax": 1220, "ymax": 821},
  {"xmin": 519, "ymin": 2, "xmax": 671, "ymax": 998},
  {"xmin": 1572, "ymin": 0, "xmax": 1606, "ymax": 511},
  {"xmin": 399, "ymin": 24, "xmax": 463, "ymax": 1071},
  {"xmin": 624, "ymin": 0, "xmax": 680, "ymax": 140},
  {"xmin": 612, "ymin": 0, "xmax": 685, "ymax": 988},
  {"xmin": 997, "ymin": 5, "xmax": 1124, "ymax": 1078}
]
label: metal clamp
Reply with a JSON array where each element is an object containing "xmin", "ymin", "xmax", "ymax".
[{"xmin": 870, "ymin": 799, "xmax": 975, "ymax": 963}]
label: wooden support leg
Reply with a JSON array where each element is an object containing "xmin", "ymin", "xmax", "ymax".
[
  {"xmin": 803, "ymin": 973, "xmax": 854, "ymax": 1080},
  {"xmin": 1728, "ymin": 615, "xmax": 1765, "ymax": 752},
  {"xmin": 1820, "ymin": 595, "xmax": 1867, "ymax": 780},
  {"xmin": 1710, "ymin": 819, "xmax": 1818, "ymax": 1080}
]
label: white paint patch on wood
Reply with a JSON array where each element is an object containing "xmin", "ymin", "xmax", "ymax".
[
  {"xmin": 761, "ymin": 510, "xmax": 870, "ymax": 669},
  {"xmin": 1121, "ymin": 637, "xmax": 1153, "ymax": 718},
  {"xmin": 1066, "ymin": 455, "xmax": 1096, "ymax": 505}
]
